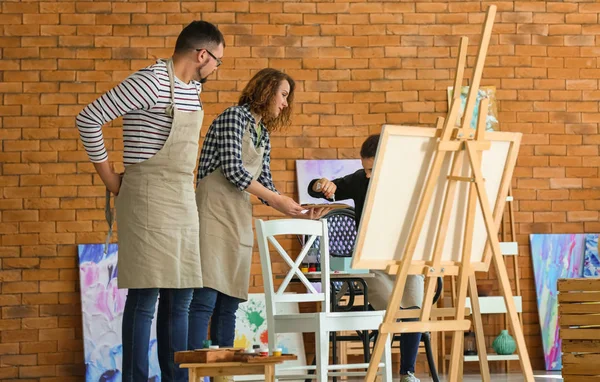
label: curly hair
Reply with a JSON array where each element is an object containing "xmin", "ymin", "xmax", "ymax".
[{"xmin": 238, "ymin": 68, "xmax": 295, "ymax": 132}]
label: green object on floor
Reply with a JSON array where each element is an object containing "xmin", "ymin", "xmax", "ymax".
[{"xmin": 492, "ymin": 329, "xmax": 517, "ymax": 355}]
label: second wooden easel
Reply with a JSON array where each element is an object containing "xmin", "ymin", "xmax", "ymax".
[{"xmin": 358, "ymin": 5, "xmax": 535, "ymax": 382}]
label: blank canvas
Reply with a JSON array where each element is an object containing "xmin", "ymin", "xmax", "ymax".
[{"xmin": 352, "ymin": 125, "xmax": 520, "ymax": 270}]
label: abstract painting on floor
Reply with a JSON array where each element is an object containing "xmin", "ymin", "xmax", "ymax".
[
  {"xmin": 529, "ymin": 234, "xmax": 585, "ymax": 371},
  {"xmin": 234, "ymin": 293, "xmax": 306, "ymax": 381},
  {"xmin": 78, "ymin": 243, "xmax": 160, "ymax": 382},
  {"xmin": 583, "ymin": 233, "xmax": 600, "ymax": 277}
]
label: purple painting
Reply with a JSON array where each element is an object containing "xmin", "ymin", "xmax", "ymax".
[
  {"xmin": 529, "ymin": 234, "xmax": 585, "ymax": 371},
  {"xmin": 583, "ymin": 233, "xmax": 600, "ymax": 277},
  {"xmin": 78, "ymin": 244, "xmax": 160, "ymax": 382},
  {"xmin": 295, "ymin": 159, "xmax": 362, "ymax": 206}
]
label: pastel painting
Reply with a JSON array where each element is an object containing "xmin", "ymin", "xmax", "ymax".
[
  {"xmin": 583, "ymin": 233, "xmax": 600, "ymax": 277},
  {"xmin": 447, "ymin": 85, "xmax": 499, "ymax": 131},
  {"xmin": 78, "ymin": 243, "xmax": 160, "ymax": 382},
  {"xmin": 529, "ymin": 234, "xmax": 585, "ymax": 371},
  {"xmin": 296, "ymin": 159, "xmax": 362, "ymax": 206}
]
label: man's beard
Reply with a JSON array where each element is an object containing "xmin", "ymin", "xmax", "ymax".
[{"xmin": 197, "ymin": 62, "xmax": 209, "ymax": 84}]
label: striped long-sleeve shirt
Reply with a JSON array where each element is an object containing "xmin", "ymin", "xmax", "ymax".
[{"xmin": 76, "ymin": 60, "xmax": 203, "ymax": 165}]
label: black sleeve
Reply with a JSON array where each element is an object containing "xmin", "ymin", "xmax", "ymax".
[{"xmin": 306, "ymin": 171, "xmax": 360, "ymax": 202}]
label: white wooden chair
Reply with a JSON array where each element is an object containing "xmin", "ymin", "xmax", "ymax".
[{"xmin": 256, "ymin": 218, "xmax": 393, "ymax": 381}]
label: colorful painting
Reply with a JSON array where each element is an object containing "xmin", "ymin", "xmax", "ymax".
[
  {"xmin": 78, "ymin": 244, "xmax": 160, "ymax": 382},
  {"xmin": 296, "ymin": 159, "xmax": 362, "ymax": 206},
  {"xmin": 234, "ymin": 293, "xmax": 305, "ymax": 381},
  {"xmin": 529, "ymin": 234, "xmax": 585, "ymax": 371},
  {"xmin": 583, "ymin": 233, "xmax": 600, "ymax": 277},
  {"xmin": 447, "ymin": 85, "xmax": 499, "ymax": 131}
]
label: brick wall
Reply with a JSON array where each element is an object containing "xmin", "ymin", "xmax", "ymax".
[{"xmin": 1, "ymin": 0, "xmax": 598, "ymax": 378}]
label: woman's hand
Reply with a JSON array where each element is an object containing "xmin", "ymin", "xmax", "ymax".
[
  {"xmin": 304, "ymin": 206, "xmax": 332, "ymax": 220},
  {"xmin": 270, "ymin": 194, "xmax": 305, "ymax": 217}
]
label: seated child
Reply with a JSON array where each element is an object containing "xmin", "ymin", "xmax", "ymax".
[{"xmin": 307, "ymin": 134, "xmax": 425, "ymax": 382}]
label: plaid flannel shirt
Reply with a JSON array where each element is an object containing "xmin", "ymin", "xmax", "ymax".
[{"xmin": 197, "ymin": 104, "xmax": 277, "ymax": 201}]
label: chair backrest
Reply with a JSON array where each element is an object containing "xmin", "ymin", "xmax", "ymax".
[
  {"xmin": 256, "ymin": 218, "xmax": 331, "ymax": 320},
  {"xmin": 307, "ymin": 208, "xmax": 357, "ymax": 259}
]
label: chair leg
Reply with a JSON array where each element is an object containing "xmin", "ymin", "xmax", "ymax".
[
  {"xmin": 361, "ymin": 330, "xmax": 371, "ymax": 363},
  {"xmin": 381, "ymin": 334, "xmax": 393, "ymax": 382},
  {"xmin": 305, "ymin": 356, "xmax": 316, "ymax": 382},
  {"xmin": 316, "ymin": 329, "xmax": 329, "ymax": 382},
  {"xmin": 331, "ymin": 331, "xmax": 338, "ymax": 382},
  {"xmin": 422, "ymin": 332, "xmax": 440, "ymax": 382}
]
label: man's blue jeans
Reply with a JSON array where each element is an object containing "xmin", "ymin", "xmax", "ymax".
[
  {"xmin": 188, "ymin": 287, "xmax": 241, "ymax": 349},
  {"xmin": 121, "ymin": 288, "xmax": 193, "ymax": 382}
]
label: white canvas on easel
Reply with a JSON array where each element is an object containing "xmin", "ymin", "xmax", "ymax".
[{"xmin": 352, "ymin": 127, "xmax": 519, "ymax": 271}]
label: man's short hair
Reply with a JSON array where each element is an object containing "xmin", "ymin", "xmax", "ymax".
[
  {"xmin": 174, "ymin": 21, "xmax": 225, "ymax": 54},
  {"xmin": 360, "ymin": 134, "xmax": 380, "ymax": 158}
]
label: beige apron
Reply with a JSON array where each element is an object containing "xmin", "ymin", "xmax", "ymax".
[
  {"xmin": 196, "ymin": 120, "xmax": 264, "ymax": 301},
  {"xmin": 366, "ymin": 271, "xmax": 424, "ymax": 311},
  {"xmin": 114, "ymin": 58, "xmax": 204, "ymax": 289}
]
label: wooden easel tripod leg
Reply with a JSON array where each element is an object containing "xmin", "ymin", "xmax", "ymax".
[
  {"xmin": 465, "ymin": 142, "xmax": 535, "ymax": 382},
  {"xmin": 447, "ymin": 149, "xmax": 478, "ymax": 382},
  {"xmin": 468, "ymin": 274, "xmax": 491, "ymax": 382},
  {"xmin": 364, "ymin": 115, "xmax": 456, "ymax": 382}
]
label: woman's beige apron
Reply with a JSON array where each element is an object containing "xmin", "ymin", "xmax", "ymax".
[
  {"xmin": 114, "ymin": 58, "xmax": 204, "ymax": 289},
  {"xmin": 196, "ymin": 120, "xmax": 264, "ymax": 301}
]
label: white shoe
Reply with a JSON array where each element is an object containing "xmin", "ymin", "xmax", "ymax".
[{"xmin": 399, "ymin": 371, "xmax": 420, "ymax": 382}]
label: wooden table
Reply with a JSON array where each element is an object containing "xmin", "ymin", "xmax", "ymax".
[
  {"xmin": 177, "ymin": 351, "xmax": 297, "ymax": 382},
  {"xmin": 181, "ymin": 361, "xmax": 277, "ymax": 382}
]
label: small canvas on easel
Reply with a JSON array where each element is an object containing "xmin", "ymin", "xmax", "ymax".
[{"xmin": 447, "ymin": 86, "xmax": 499, "ymax": 131}]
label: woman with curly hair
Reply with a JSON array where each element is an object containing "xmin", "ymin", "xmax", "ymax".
[{"xmin": 188, "ymin": 68, "xmax": 324, "ymax": 351}]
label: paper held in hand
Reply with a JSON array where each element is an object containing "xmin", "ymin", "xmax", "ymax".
[{"xmin": 301, "ymin": 203, "xmax": 350, "ymax": 210}]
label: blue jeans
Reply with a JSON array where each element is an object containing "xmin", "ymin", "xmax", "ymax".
[
  {"xmin": 122, "ymin": 288, "xmax": 193, "ymax": 382},
  {"xmin": 188, "ymin": 288, "xmax": 241, "ymax": 349},
  {"xmin": 400, "ymin": 308, "xmax": 422, "ymax": 375}
]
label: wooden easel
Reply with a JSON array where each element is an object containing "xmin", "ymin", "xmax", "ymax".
[{"xmin": 360, "ymin": 5, "xmax": 534, "ymax": 382}]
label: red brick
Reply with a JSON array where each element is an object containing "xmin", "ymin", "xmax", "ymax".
[
  {"xmin": 21, "ymin": 341, "xmax": 58, "ymax": 355},
  {"xmin": 1, "ymin": 354, "xmax": 38, "ymax": 366},
  {"xmin": 19, "ymin": 365, "xmax": 56, "ymax": 378},
  {"xmin": 2, "ymin": 329, "xmax": 39, "ymax": 343}
]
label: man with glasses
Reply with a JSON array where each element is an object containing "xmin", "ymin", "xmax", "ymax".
[
  {"xmin": 76, "ymin": 21, "xmax": 224, "ymax": 382},
  {"xmin": 198, "ymin": 47, "xmax": 222, "ymax": 69}
]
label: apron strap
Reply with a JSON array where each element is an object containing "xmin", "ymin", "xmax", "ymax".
[
  {"xmin": 104, "ymin": 188, "xmax": 115, "ymax": 255},
  {"xmin": 165, "ymin": 58, "xmax": 176, "ymax": 117}
]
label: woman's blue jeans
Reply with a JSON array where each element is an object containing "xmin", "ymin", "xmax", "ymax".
[
  {"xmin": 188, "ymin": 287, "xmax": 241, "ymax": 349},
  {"xmin": 121, "ymin": 288, "xmax": 193, "ymax": 382}
]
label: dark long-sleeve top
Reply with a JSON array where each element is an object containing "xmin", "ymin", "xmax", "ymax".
[
  {"xmin": 197, "ymin": 104, "xmax": 277, "ymax": 200},
  {"xmin": 307, "ymin": 169, "xmax": 369, "ymax": 225}
]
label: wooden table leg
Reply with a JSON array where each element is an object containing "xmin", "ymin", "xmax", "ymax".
[
  {"xmin": 264, "ymin": 364, "xmax": 275, "ymax": 382},
  {"xmin": 188, "ymin": 367, "xmax": 197, "ymax": 382}
]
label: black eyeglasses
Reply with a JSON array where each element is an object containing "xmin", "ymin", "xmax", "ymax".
[{"xmin": 196, "ymin": 48, "xmax": 222, "ymax": 67}]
